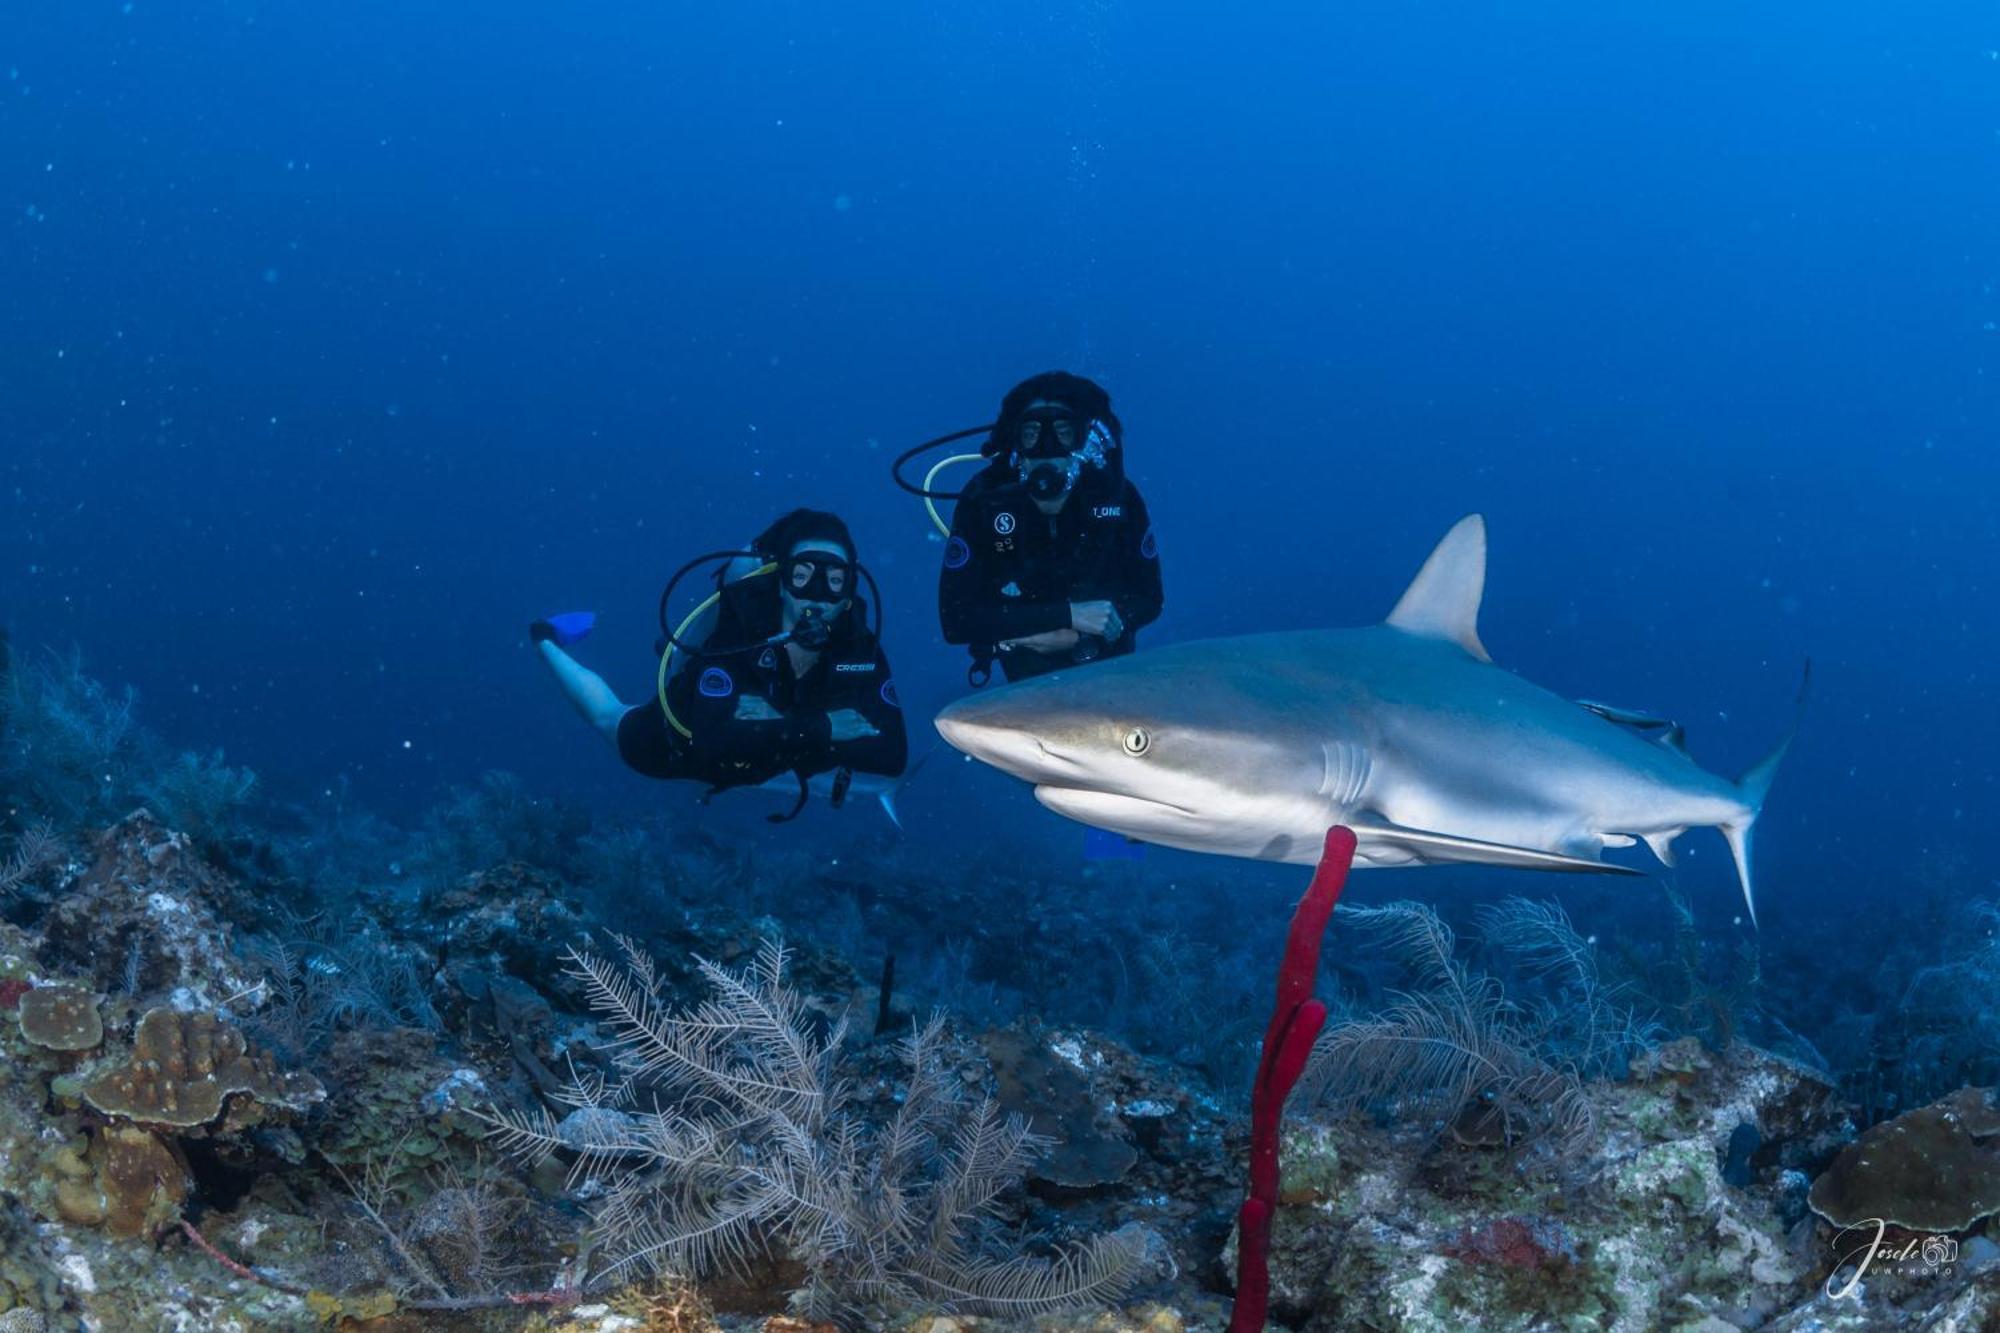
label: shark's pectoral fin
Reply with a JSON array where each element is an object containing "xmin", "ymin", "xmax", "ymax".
[{"xmin": 1349, "ymin": 816, "xmax": 1647, "ymax": 876}]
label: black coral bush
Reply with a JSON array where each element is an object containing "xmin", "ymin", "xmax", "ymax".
[
  {"xmin": 485, "ymin": 936, "xmax": 1148, "ymax": 1321},
  {"xmin": 1298, "ymin": 900, "xmax": 1619, "ymax": 1161}
]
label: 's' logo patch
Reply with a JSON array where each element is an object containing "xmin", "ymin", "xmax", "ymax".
[
  {"xmin": 1140, "ymin": 528, "xmax": 1158, "ymax": 560},
  {"xmin": 698, "ymin": 667, "xmax": 735, "ymax": 698},
  {"xmin": 993, "ymin": 511, "xmax": 1016, "ymax": 535},
  {"xmin": 943, "ymin": 536, "xmax": 971, "ymax": 570},
  {"xmin": 757, "ymin": 647, "xmax": 777, "ymax": 670},
  {"xmin": 880, "ymin": 678, "xmax": 900, "ymax": 708}
]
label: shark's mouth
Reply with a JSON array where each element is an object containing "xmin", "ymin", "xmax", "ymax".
[
  {"xmin": 1032, "ymin": 785, "xmax": 1209, "ymax": 838},
  {"xmin": 1036, "ymin": 784, "xmax": 1334, "ymax": 863}
]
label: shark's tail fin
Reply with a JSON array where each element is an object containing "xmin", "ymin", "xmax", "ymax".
[
  {"xmin": 877, "ymin": 749, "xmax": 933, "ymax": 832},
  {"xmin": 1720, "ymin": 661, "xmax": 1811, "ymax": 928}
]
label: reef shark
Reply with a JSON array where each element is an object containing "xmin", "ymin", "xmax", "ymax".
[
  {"xmin": 934, "ymin": 516, "xmax": 1797, "ymax": 923},
  {"xmin": 744, "ymin": 751, "xmax": 930, "ymax": 829}
]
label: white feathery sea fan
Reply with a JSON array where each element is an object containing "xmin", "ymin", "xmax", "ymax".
[
  {"xmin": 0, "ymin": 820, "xmax": 61, "ymax": 896},
  {"xmin": 481, "ymin": 936, "xmax": 1149, "ymax": 1320}
]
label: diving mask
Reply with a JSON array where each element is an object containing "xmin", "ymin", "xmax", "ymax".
[
  {"xmin": 1016, "ymin": 407, "xmax": 1087, "ymax": 460},
  {"xmin": 782, "ymin": 552, "xmax": 853, "ymax": 604},
  {"xmin": 1016, "ymin": 411, "xmax": 1111, "ymax": 500},
  {"xmin": 781, "ymin": 553, "xmax": 854, "ymax": 650}
]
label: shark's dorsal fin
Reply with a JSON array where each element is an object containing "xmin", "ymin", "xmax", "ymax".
[{"xmin": 1386, "ymin": 514, "xmax": 1491, "ymax": 662}]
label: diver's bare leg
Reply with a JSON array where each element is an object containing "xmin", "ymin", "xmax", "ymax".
[{"xmin": 536, "ymin": 642, "xmax": 625, "ymax": 745}]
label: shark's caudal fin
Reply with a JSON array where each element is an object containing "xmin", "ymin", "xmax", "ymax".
[
  {"xmin": 876, "ymin": 749, "xmax": 933, "ymax": 832},
  {"xmin": 1385, "ymin": 515, "xmax": 1492, "ymax": 662},
  {"xmin": 1719, "ymin": 661, "xmax": 1812, "ymax": 928}
]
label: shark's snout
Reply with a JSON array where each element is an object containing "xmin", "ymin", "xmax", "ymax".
[
  {"xmin": 935, "ymin": 696, "xmax": 1089, "ymax": 785},
  {"xmin": 932, "ymin": 707, "xmax": 994, "ymax": 762},
  {"xmin": 935, "ymin": 702, "xmax": 1035, "ymax": 779}
]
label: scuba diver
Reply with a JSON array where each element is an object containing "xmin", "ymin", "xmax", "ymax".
[
  {"xmin": 531, "ymin": 509, "xmax": 907, "ymax": 819},
  {"xmin": 897, "ymin": 371, "xmax": 1163, "ymax": 684}
]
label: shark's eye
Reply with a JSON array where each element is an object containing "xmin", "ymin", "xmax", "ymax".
[{"xmin": 1121, "ymin": 727, "xmax": 1151, "ymax": 757}]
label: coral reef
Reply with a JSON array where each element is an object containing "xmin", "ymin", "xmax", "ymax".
[
  {"xmin": 1237, "ymin": 1036, "xmax": 1846, "ymax": 1330},
  {"xmin": 485, "ymin": 936, "xmax": 1157, "ymax": 1321},
  {"xmin": 1298, "ymin": 899, "xmax": 1607, "ymax": 1163},
  {"xmin": 3, "ymin": 652, "xmax": 2000, "ymax": 1330},
  {"xmin": 135, "ymin": 750, "xmax": 258, "ymax": 848},
  {"xmin": 1837, "ymin": 899, "xmax": 2000, "ymax": 1120},
  {"xmin": 0, "ymin": 647, "xmax": 138, "ymax": 833},
  {"xmin": 16, "ymin": 986, "xmax": 100, "ymax": 1052},
  {"xmin": 80, "ymin": 1007, "xmax": 322, "ymax": 1130},
  {"xmin": 1808, "ymin": 1085, "xmax": 2000, "ymax": 1232},
  {"xmin": 0, "ymin": 824, "xmax": 62, "ymax": 898},
  {"xmin": 1439, "ymin": 1216, "xmax": 1577, "ymax": 1270},
  {"xmin": 39, "ymin": 811, "xmax": 260, "ymax": 1003},
  {"xmin": 986, "ymin": 1027, "xmax": 1140, "ymax": 1190},
  {"xmin": 56, "ymin": 1123, "xmax": 189, "ymax": 1238}
]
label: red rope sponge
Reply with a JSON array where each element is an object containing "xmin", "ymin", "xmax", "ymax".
[{"xmin": 1229, "ymin": 825, "xmax": 1357, "ymax": 1333}]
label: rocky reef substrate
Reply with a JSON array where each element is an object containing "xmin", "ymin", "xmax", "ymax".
[{"xmin": 0, "ymin": 808, "xmax": 1995, "ymax": 1330}]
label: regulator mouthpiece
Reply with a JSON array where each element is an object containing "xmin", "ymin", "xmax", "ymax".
[{"xmin": 790, "ymin": 607, "xmax": 835, "ymax": 651}]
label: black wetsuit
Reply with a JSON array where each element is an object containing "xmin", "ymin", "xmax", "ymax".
[
  {"xmin": 617, "ymin": 575, "xmax": 907, "ymax": 790},
  {"xmin": 938, "ymin": 467, "xmax": 1163, "ymax": 682}
]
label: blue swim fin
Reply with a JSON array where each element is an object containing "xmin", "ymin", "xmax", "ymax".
[{"xmin": 531, "ymin": 611, "xmax": 597, "ymax": 648}]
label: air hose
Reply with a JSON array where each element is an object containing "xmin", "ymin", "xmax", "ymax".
[{"xmin": 922, "ymin": 454, "xmax": 986, "ymax": 536}]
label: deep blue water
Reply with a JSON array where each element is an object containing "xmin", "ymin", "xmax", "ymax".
[{"xmin": 4, "ymin": 2, "xmax": 1995, "ymax": 928}]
